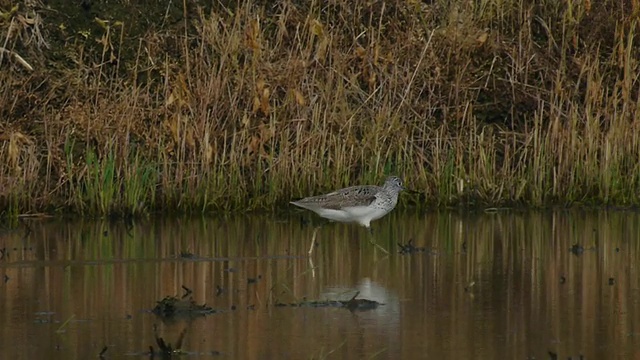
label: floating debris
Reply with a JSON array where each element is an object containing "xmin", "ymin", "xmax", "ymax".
[
  {"xmin": 560, "ymin": 276, "xmax": 566, "ymax": 284},
  {"xmin": 141, "ymin": 325, "xmax": 222, "ymax": 357},
  {"xmin": 546, "ymin": 351, "xmax": 584, "ymax": 360},
  {"xmin": 609, "ymin": 277, "xmax": 615, "ymax": 285},
  {"xmin": 152, "ymin": 287, "xmax": 217, "ymax": 319},
  {"xmin": 464, "ymin": 281, "xmax": 476, "ymax": 293},
  {"xmin": 397, "ymin": 239, "xmax": 431, "ymax": 255},
  {"xmin": 179, "ymin": 251, "xmax": 196, "ymax": 259},
  {"xmin": 55, "ymin": 314, "xmax": 75, "ymax": 333},
  {"xmin": 148, "ymin": 324, "xmax": 187, "ymax": 358},
  {"xmin": 569, "ymin": 243, "xmax": 598, "ymax": 256},
  {"xmin": 99, "ymin": 346, "xmax": 108, "ymax": 358},
  {"xmin": 275, "ymin": 292, "xmax": 382, "ymax": 312},
  {"xmin": 570, "ymin": 243, "xmax": 584, "ymax": 255}
]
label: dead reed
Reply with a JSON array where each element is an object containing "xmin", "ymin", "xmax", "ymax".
[{"xmin": 1, "ymin": 0, "xmax": 640, "ymax": 217}]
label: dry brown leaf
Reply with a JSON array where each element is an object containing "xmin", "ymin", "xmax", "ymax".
[
  {"xmin": 166, "ymin": 93, "xmax": 176, "ymax": 106},
  {"xmin": 260, "ymin": 88, "xmax": 270, "ymax": 116},
  {"xmin": 315, "ymin": 36, "xmax": 329, "ymax": 63},
  {"xmin": 245, "ymin": 18, "xmax": 261, "ymax": 50},
  {"xmin": 292, "ymin": 89, "xmax": 306, "ymax": 106},
  {"xmin": 477, "ymin": 32, "xmax": 488, "ymax": 45},
  {"xmin": 310, "ymin": 19, "xmax": 324, "ymax": 37},
  {"xmin": 252, "ymin": 96, "xmax": 261, "ymax": 114}
]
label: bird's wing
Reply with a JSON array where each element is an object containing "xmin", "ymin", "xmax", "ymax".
[{"xmin": 294, "ymin": 185, "xmax": 380, "ymax": 210}]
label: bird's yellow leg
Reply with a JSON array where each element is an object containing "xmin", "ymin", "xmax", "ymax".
[
  {"xmin": 367, "ymin": 227, "xmax": 389, "ymax": 255},
  {"xmin": 308, "ymin": 226, "xmax": 321, "ymax": 256}
]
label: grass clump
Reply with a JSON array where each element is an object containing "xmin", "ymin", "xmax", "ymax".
[{"xmin": 2, "ymin": 0, "xmax": 640, "ymax": 217}]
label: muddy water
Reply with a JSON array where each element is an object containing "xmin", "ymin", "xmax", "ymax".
[{"xmin": 0, "ymin": 210, "xmax": 639, "ymax": 359}]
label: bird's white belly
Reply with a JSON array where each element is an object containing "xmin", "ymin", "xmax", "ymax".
[{"xmin": 313, "ymin": 205, "xmax": 390, "ymax": 227}]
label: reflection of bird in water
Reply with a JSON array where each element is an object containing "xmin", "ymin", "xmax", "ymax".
[
  {"xmin": 322, "ymin": 278, "xmax": 400, "ymax": 316},
  {"xmin": 317, "ymin": 278, "xmax": 402, "ymax": 355}
]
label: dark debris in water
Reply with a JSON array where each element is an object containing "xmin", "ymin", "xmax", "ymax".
[
  {"xmin": 570, "ymin": 243, "xmax": 596, "ymax": 256},
  {"xmin": 152, "ymin": 296, "xmax": 216, "ymax": 318},
  {"xmin": 99, "ymin": 346, "xmax": 108, "ymax": 358},
  {"xmin": 0, "ymin": 246, "xmax": 35, "ymax": 261},
  {"xmin": 397, "ymin": 239, "xmax": 433, "ymax": 255},
  {"xmin": 144, "ymin": 325, "xmax": 222, "ymax": 358},
  {"xmin": 570, "ymin": 243, "xmax": 584, "ymax": 255},
  {"xmin": 152, "ymin": 286, "xmax": 217, "ymax": 319},
  {"xmin": 545, "ymin": 351, "xmax": 584, "ymax": 360},
  {"xmin": 275, "ymin": 291, "xmax": 382, "ymax": 312},
  {"xmin": 148, "ymin": 324, "xmax": 187, "ymax": 358},
  {"xmin": 464, "ymin": 281, "xmax": 476, "ymax": 293},
  {"xmin": 179, "ymin": 250, "xmax": 196, "ymax": 259}
]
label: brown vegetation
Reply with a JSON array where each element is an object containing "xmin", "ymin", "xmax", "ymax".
[{"xmin": 2, "ymin": 0, "xmax": 640, "ymax": 217}]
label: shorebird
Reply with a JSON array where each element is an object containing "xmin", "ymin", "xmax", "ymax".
[{"xmin": 291, "ymin": 176, "xmax": 406, "ymax": 254}]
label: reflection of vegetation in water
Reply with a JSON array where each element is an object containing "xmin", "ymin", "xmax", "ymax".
[
  {"xmin": 0, "ymin": 211, "xmax": 638, "ymax": 357},
  {"xmin": 2, "ymin": 2, "xmax": 640, "ymax": 216}
]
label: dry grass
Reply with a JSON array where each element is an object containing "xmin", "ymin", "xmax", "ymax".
[{"xmin": 2, "ymin": 0, "xmax": 640, "ymax": 217}]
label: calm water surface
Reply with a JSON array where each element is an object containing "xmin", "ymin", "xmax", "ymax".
[{"xmin": 0, "ymin": 210, "xmax": 639, "ymax": 359}]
